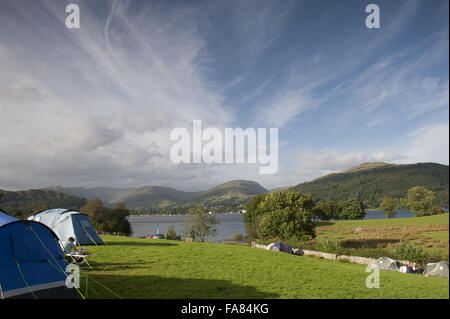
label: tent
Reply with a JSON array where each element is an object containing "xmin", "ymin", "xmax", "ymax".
[
  {"xmin": 424, "ymin": 261, "xmax": 449, "ymax": 279},
  {"xmin": 267, "ymin": 242, "xmax": 293, "ymax": 254},
  {"xmin": 28, "ymin": 209, "xmax": 104, "ymax": 246},
  {"xmin": 0, "ymin": 209, "xmax": 78, "ymax": 299},
  {"xmin": 375, "ymin": 257, "xmax": 402, "ymax": 271}
]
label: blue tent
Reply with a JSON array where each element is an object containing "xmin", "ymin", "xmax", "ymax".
[{"xmin": 0, "ymin": 209, "xmax": 78, "ymax": 299}]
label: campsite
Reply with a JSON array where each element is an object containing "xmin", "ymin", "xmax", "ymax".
[
  {"xmin": 1, "ymin": 207, "xmax": 448, "ymax": 299},
  {"xmin": 0, "ymin": 0, "xmax": 449, "ymax": 304},
  {"xmin": 66, "ymin": 235, "xmax": 449, "ymax": 299}
]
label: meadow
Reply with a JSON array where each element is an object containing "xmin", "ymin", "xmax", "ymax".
[
  {"xmin": 78, "ymin": 234, "xmax": 448, "ymax": 299},
  {"xmin": 313, "ymin": 213, "xmax": 449, "ymax": 262}
]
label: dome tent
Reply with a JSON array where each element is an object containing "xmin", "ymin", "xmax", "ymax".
[
  {"xmin": 424, "ymin": 261, "xmax": 449, "ymax": 279},
  {"xmin": 28, "ymin": 209, "xmax": 105, "ymax": 246},
  {"xmin": 0, "ymin": 209, "xmax": 77, "ymax": 299},
  {"xmin": 375, "ymin": 257, "xmax": 402, "ymax": 272},
  {"xmin": 267, "ymin": 242, "xmax": 294, "ymax": 254}
]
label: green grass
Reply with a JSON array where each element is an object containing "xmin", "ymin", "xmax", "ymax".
[
  {"xmin": 78, "ymin": 235, "xmax": 449, "ymax": 299},
  {"xmin": 308, "ymin": 213, "xmax": 450, "ymax": 263},
  {"xmin": 316, "ymin": 213, "xmax": 449, "ymax": 227},
  {"xmin": 423, "ymin": 230, "xmax": 449, "ymax": 241}
]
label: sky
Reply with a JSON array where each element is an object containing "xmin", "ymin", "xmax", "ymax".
[{"xmin": 0, "ymin": 0, "xmax": 448, "ymax": 191}]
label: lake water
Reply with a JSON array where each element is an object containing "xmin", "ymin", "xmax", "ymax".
[
  {"xmin": 364, "ymin": 210, "xmax": 414, "ymax": 219},
  {"xmin": 128, "ymin": 210, "xmax": 415, "ymax": 242}
]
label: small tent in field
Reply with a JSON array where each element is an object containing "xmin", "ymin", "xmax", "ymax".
[
  {"xmin": 0, "ymin": 209, "xmax": 77, "ymax": 299},
  {"xmin": 267, "ymin": 242, "xmax": 293, "ymax": 254},
  {"xmin": 28, "ymin": 209, "xmax": 104, "ymax": 246},
  {"xmin": 424, "ymin": 261, "xmax": 449, "ymax": 279},
  {"xmin": 376, "ymin": 257, "xmax": 402, "ymax": 271}
]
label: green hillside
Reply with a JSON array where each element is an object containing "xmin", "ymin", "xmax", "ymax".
[
  {"xmin": 193, "ymin": 180, "xmax": 268, "ymax": 208},
  {"xmin": 0, "ymin": 189, "xmax": 87, "ymax": 218},
  {"xmin": 111, "ymin": 186, "xmax": 200, "ymax": 211},
  {"xmin": 291, "ymin": 162, "xmax": 449, "ymax": 208}
]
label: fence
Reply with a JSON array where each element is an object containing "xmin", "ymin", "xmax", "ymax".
[{"xmin": 251, "ymin": 241, "xmax": 411, "ymax": 266}]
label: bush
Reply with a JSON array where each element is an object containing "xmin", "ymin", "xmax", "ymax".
[
  {"xmin": 166, "ymin": 225, "xmax": 179, "ymax": 240},
  {"xmin": 314, "ymin": 239, "xmax": 340, "ymax": 253},
  {"xmin": 231, "ymin": 233, "xmax": 244, "ymax": 242},
  {"xmin": 393, "ymin": 242, "xmax": 427, "ymax": 264}
]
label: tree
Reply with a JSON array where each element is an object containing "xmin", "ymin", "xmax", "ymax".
[
  {"xmin": 80, "ymin": 198, "xmax": 106, "ymax": 231},
  {"xmin": 404, "ymin": 186, "xmax": 444, "ymax": 217},
  {"xmin": 103, "ymin": 203, "xmax": 132, "ymax": 235},
  {"xmin": 313, "ymin": 201, "xmax": 342, "ymax": 221},
  {"xmin": 243, "ymin": 194, "xmax": 266, "ymax": 241},
  {"xmin": 80, "ymin": 199, "xmax": 132, "ymax": 235},
  {"xmin": 185, "ymin": 205, "xmax": 220, "ymax": 242},
  {"xmin": 380, "ymin": 197, "xmax": 398, "ymax": 218},
  {"xmin": 340, "ymin": 198, "xmax": 366, "ymax": 220},
  {"xmin": 245, "ymin": 190, "xmax": 316, "ymax": 241}
]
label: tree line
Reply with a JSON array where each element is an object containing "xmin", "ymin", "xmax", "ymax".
[{"xmin": 380, "ymin": 186, "xmax": 445, "ymax": 218}]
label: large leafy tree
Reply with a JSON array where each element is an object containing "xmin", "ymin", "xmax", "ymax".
[
  {"xmin": 103, "ymin": 203, "xmax": 132, "ymax": 235},
  {"xmin": 380, "ymin": 197, "xmax": 398, "ymax": 218},
  {"xmin": 80, "ymin": 198, "xmax": 132, "ymax": 235},
  {"xmin": 403, "ymin": 186, "xmax": 444, "ymax": 217},
  {"xmin": 340, "ymin": 198, "xmax": 366, "ymax": 220},
  {"xmin": 245, "ymin": 190, "xmax": 316, "ymax": 241},
  {"xmin": 243, "ymin": 194, "xmax": 266, "ymax": 240},
  {"xmin": 312, "ymin": 201, "xmax": 342, "ymax": 221}
]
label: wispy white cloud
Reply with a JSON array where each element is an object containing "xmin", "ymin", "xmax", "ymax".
[
  {"xmin": 337, "ymin": 29, "xmax": 449, "ymax": 116},
  {"xmin": 400, "ymin": 122, "xmax": 449, "ymax": 164},
  {"xmin": 0, "ymin": 0, "xmax": 447, "ymax": 192},
  {"xmin": 288, "ymin": 146, "xmax": 405, "ymax": 182},
  {"xmin": 0, "ymin": 0, "xmax": 233, "ymax": 189}
]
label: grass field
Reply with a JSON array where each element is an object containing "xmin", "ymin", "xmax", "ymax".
[
  {"xmin": 310, "ymin": 213, "xmax": 450, "ymax": 262},
  {"xmin": 77, "ymin": 235, "xmax": 449, "ymax": 299},
  {"xmin": 317, "ymin": 213, "xmax": 449, "ymax": 227}
]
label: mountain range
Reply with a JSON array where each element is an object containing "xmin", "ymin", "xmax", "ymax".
[
  {"xmin": 44, "ymin": 180, "xmax": 268, "ymax": 213},
  {"xmin": 1, "ymin": 162, "xmax": 448, "ymax": 217}
]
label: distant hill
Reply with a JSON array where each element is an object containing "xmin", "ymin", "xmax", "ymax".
[
  {"xmin": 4, "ymin": 162, "xmax": 446, "ymax": 215},
  {"xmin": 0, "ymin": 189, "xmax": 87, "ymax": 218},
  {"xmin": 45, "ymin": 185, "xmax": 199, "ymax": 212},
  {"xmin": 291, "ymin": 162, "xmax": 449, "ymax": 208},
  {"xmin": 45, "ymin": 180, "xmax": 268, "ymax": 213},
  {"xmin": 269, "ymin": 186, "xmax": 292, "ymax": 192},
  {"xmin": 192, "ymin": 180, "xmax": 268, "ymax": 208}
]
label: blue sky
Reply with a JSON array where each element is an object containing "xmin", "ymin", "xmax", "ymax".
[{"xmin": 0, "ymin": 0, "xmax": 448, "ymax": 191}]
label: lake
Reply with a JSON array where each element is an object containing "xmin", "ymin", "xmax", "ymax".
[{"xmin": 128, "ymin": 210, "xmax": 415, "ymax": 242}]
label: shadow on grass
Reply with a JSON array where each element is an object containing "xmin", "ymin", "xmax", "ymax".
[
  {"xmin": 106, "ymin": 241, "xmax": 178, "ymax": 247},
  {"xmin": 314, "ymin": 221, "xmax": 335, "ymax": 226},
  {"xmin": 83, "ymin": 274, "xmax": 279, "ymax": 299},
  {"xmin": 89, "ymin": 262, "xmax": 153, "ymax": 271},
  {"xmin": 339, "ymin": 238, "xmax": 400, "ymax": 248}
]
